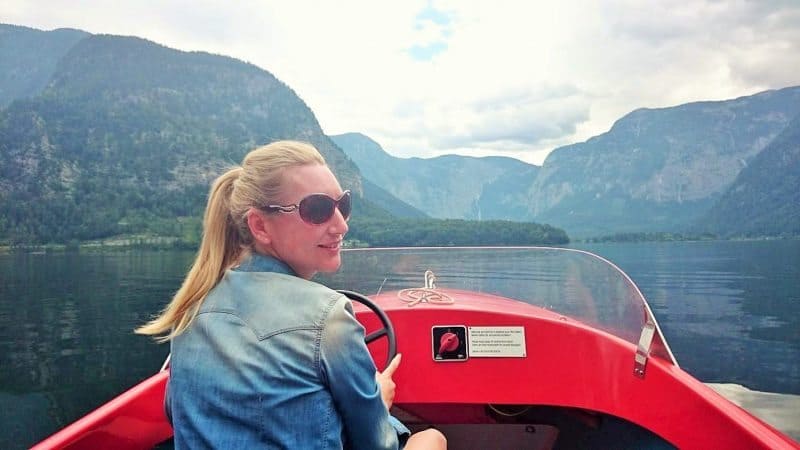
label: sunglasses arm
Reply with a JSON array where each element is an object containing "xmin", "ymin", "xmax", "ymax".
[{"xmin": 264, "ymin": 205, "xmax": 298, "ymax": 213}]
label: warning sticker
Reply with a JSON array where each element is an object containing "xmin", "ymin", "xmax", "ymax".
[{"xmin": 468, "ymin": 326, "xmax": 526, "ymax": 357}]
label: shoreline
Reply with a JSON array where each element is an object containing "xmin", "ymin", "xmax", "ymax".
[{"xmin": 2, "ymin": 235, "xmax": 798, "ymax": 255}]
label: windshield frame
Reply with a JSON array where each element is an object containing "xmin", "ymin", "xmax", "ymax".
[{"xmin": 317, "ymin": 246, "xmax": 678, "ymax": 367}]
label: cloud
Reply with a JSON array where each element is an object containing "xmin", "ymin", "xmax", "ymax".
[
  {"xmin": 407, "ymin": 3, "xmax": 452, "ymax": 61},
  {"xmin": 4, "ymin": 0, "xmax": 799, "ymax": 165},
  {"xmin": 429, "ymin": 86, "xmax": 590, "ymax": 147}
]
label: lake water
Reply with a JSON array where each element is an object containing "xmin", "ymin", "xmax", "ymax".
[{"xmin": 1, "ymin": 240, "xmax": 798, "ymax": 449}]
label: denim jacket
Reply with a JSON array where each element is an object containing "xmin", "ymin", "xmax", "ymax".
[{"xmin": 168, "ymin": 253, "xmax": 409, "ymax": 449}]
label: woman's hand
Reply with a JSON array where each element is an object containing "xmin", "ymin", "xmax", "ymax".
[{"xmin": 376, "ymin": 354, "xmax": 402, "ymax": 410}]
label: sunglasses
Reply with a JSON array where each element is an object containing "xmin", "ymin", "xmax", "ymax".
[{"xmin": 264, "ymin": 190, "xmax": 352, "ymax": 225}]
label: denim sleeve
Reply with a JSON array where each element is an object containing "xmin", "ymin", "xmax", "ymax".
[{"xmin": 320, "ymin": 296, "xmax": 408, "ymax": 450}]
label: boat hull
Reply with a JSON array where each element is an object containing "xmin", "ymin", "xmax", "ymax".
[{"xmin": 33, "ymin": 288, "xmax": 799, "ymax": 449}]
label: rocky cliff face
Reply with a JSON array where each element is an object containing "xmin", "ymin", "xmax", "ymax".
[
  {"xmin": 529, "ymin": 86, "xmax": 800, "ymax": 236},
  {"xmin": 700, "ymin": 112, "xmax": 800, "ymax": 237}
]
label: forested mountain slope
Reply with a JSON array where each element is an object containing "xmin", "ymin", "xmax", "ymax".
[{"xmin": 0, "ymin": 31, "xmax": 365, "ymax": 243}]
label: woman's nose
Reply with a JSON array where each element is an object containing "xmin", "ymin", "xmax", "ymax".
[{"xmin": 329, "ymin": 207, "xmax": 349, "ymax": 234}]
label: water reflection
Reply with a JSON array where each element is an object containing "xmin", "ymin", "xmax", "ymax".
[
  {"xmin": 573, "ymin": 240, "xmax": 800, "ymax": 394},
  {"xmin": 0, "ymin": 251, "xmax": 192, "ymax": 449}
]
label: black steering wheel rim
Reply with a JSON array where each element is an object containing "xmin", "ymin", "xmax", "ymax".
[{"xmin": 337, "ymin": 289, "xmax": 397, "ymax": 370}]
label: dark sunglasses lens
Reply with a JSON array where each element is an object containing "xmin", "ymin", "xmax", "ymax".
[
  {"xmin": 338, "ymin": 191, "xmax": 352, "ymax": 220},
  {"xmin": 299, "ymin": 195, "xmax": 336, "ymax": 224}
]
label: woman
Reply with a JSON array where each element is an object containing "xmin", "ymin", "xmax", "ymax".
[{"xmin": 137, "ymin": 141, "xmax": 445, "ymax": 449}]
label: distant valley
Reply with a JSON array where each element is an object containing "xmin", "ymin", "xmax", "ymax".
[{"xmin": 331, "ymin": 133, "xmax": 539, "ymax": 221}]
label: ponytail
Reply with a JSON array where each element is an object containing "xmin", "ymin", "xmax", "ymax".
[
  {"xmin": 135, "ymin": 167, "xmax": 245, "ymax": 341},
  {"xmin": 136, "ymin": 140, "xmax": 326, "ymax": 341}
]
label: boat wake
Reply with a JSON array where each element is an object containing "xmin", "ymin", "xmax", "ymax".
[{"xmin": 707, "ymin": 383, "xmax": 800, "ymax": 440}]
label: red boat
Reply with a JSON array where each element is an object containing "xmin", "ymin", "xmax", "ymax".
[{"xmin": 33, "ymin": 247, "xmax": 800, "ymax": 449}]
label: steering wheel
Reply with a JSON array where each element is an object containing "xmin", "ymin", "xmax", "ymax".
[{"xmin": 338, "ymin": 290, "xmax": 397, "ymax": 371}]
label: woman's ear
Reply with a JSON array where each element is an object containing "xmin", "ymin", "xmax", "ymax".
[{"xmin": 246, "ymin": 208, "xmax": 273, "ymax": 245}]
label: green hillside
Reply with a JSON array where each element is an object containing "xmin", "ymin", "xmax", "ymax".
[{"xmin": 0, "ymin": 32, "xmax": 363, "ymax": 244}]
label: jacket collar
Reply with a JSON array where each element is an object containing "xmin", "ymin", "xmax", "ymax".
[{"xmin": 235, "ymin": 252, "xmax": 297, "ymax": 277}]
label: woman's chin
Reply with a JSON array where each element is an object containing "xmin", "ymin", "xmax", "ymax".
[{"xmin": 319, "ymin": 257, "xmax": 342, "ymax": 274}]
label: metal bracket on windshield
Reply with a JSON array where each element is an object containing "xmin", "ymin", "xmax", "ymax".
[{"xmin": 634, "ymin": 321, "xmax": 656, "ymax": 378}]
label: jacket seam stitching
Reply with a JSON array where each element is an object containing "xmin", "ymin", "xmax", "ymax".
[
  {"xmin": 197, "ymin": 309, "xmax": 320, "ymax": 341},
  {"xmin": 316, "ymin": 293, "xmax": 344, "ymax": 386}
]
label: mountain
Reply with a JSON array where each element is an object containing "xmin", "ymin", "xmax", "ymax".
[
  {"xmin": 0, "ymin": 26, "xmax": 416, "ymax": 244},
  {"xmin": 331, "ymin": 133, "xmax": 540, "ymax": 221},
  {"xmin": 0, "ymin": 24, "xmax": 89, "ymax": 107},
  {"xmin": 336, "ymin": 87, "xmax": 800, "ymax": 238},
  {"xmin": 3, "ymin": 24, "xmax": 796, "ymax": 243},
  {"xmin": 0, "ymin": 24, "xmax": 535, "ymax": 247},
  {"xmin": 361, "ymin": 178, "xmax": 428, "ymax": 219},
  {"xmin": 699, "ymin": 113, "xmax": 800, "ymax": 237},
  {"xmin": 529, "ymin": 87, "xmax": 800, "ymax": 237}
]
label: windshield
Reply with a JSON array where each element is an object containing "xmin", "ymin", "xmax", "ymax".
[{"xmin": 316, "ymin": 246, "xmax": 676, "ymax": 365}]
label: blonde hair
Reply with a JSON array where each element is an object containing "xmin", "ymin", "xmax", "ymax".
[{"xmin": 136, "ymin": 140, "xmax": 326, "ymax": 341}]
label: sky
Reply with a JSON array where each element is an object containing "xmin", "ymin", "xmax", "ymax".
[{"xmin": 5, "ymin": 1, "xmax": 800, "ymax": 165}]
